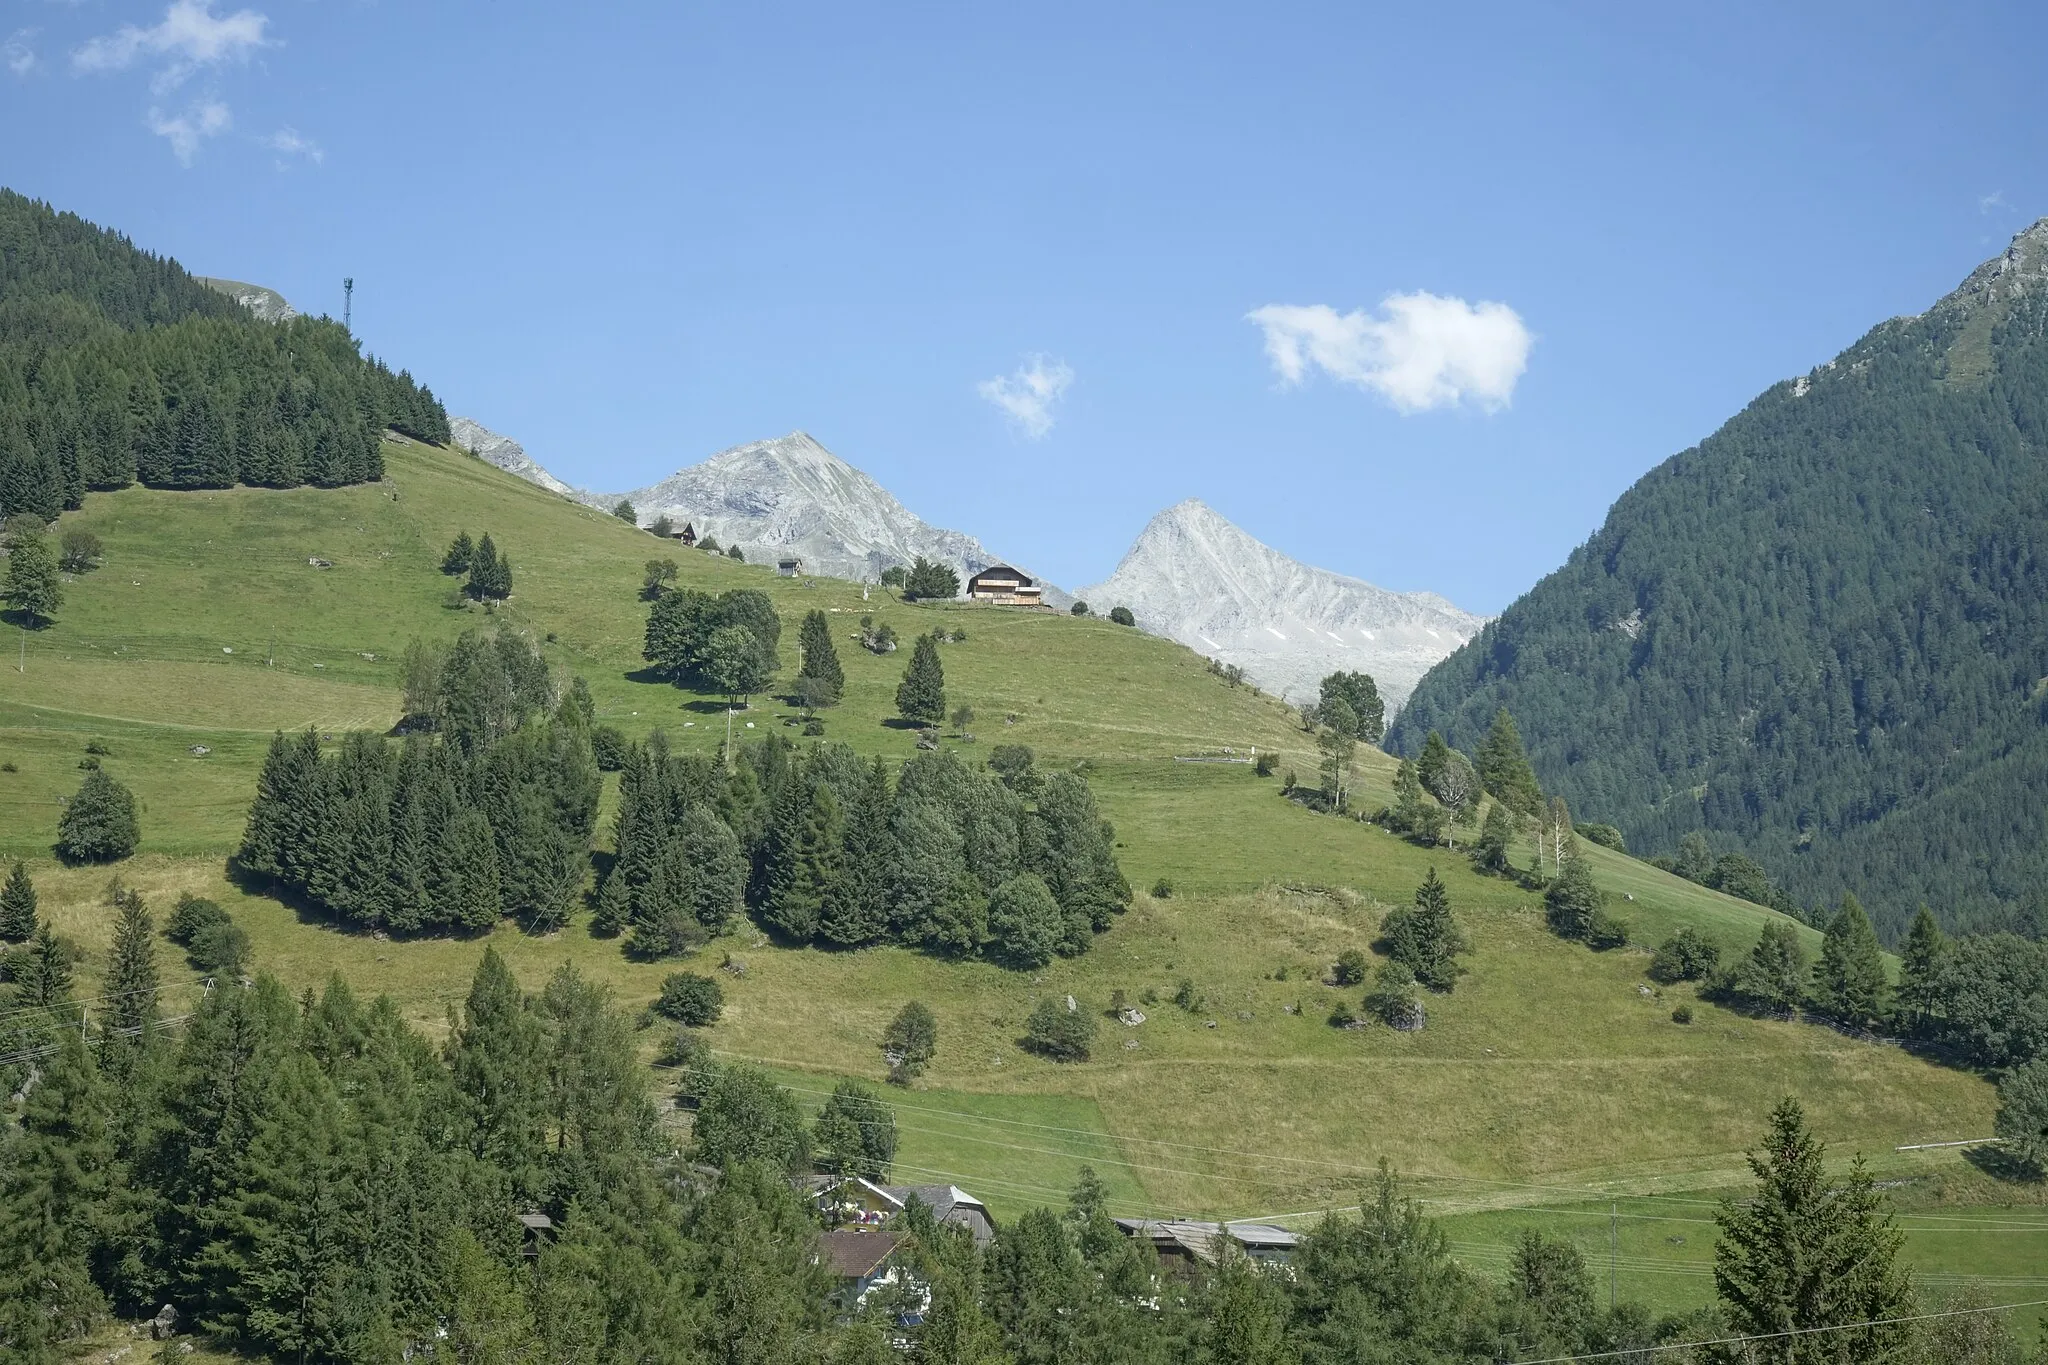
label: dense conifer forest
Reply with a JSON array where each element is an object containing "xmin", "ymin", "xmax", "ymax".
[
  {"xmin": 0, "ymin": 190, "xmax": 448, "ymax": 522},
  {"xmin": 1392, "ymin": 225, "xmax": 2048, "ymax": 941}
]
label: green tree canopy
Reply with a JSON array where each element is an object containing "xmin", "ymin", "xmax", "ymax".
[
  {"xmin": 1317, "ymin": 670, "xmax": 1387, "ymax": 744},
  {"xmin": 896, "ymin": 631, "xmax": 947, "ymax": 726},
  {"xmin": 1812, "ymin": 892, "xmax": 1888, "ymax": 1027},
  {"xmin": 1379, "ymin": 868, "xmax": 1470, "ymax": 990},
  {"xmin": 3, "ymin": 524, "xmax": 62, "ymax": 626},
  {"xmin": 1475, "ymin": 708, "xmax": 1543, "ymax": 815},
  {"xmin": 0, "ymin": 859, "xmax": 36, "ymax": 941},
  {"xmin": 56, "ymin": 767, "xmax": 139, "ymax": 862}
]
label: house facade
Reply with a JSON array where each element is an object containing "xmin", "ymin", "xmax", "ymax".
[
  {"xmin": 669, "ymin": 521, "xmax": 697, "ymax": 548},
  {"xmin": 964, "ymin": 565, "xmax": 1044, "ymax": 607}
]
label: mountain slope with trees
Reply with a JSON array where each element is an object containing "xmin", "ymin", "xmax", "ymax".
[
  {"xmin": 0, "ymin": 188, "xmax": 447, "ymax": 523},
  {"xmin": 1392, "ymin": 219, "xmax": 2048, "ymax": 941}
]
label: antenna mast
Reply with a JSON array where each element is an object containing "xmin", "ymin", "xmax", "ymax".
[{"xmin": 343, "ymin": 277, "xmax": 354, "ymax": 333}]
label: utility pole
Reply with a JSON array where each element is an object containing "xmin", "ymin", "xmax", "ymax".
[
  {"xmin": 1609, "ymin": 1202, "xmax": 1618, "ymax": 1310},
  {"xmin": 343, "ymin": 277, "xmax": 354, "ymax": 333}
]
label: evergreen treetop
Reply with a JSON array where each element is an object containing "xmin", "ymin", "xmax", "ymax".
[
  {"xmin": 55, "ymin": 767, "xmax": 139, "ymax": 863},
  {"xmin": 0, "ymin": 859, "xmax": 36, "ymax": 941},
  {"xmin": 896, "ymin": 631, "xmax": 946, "ymax": 726}
]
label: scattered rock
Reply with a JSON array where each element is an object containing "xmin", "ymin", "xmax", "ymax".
[
  {"xmin": 1065, "ymin": 994, "xmax": 1078, "ymax": 1013},
  {"xmin": 307, "ymin": 557, "xmax": 333, "ymax": 568},
  {"xmin": 1118, "ymin": 1008, "xmax": 1147, "ymax": 1026},
  {"xmin": 187, "ymin": 745, "xmax": 210, "ymax": 756},
  {"xmin": 221, "ymin": 646, "xmax": 233, "ymax": 654},
  {"xmin": 149, "ymin": 1303, "xmax": 178, "ymax": 1340}
]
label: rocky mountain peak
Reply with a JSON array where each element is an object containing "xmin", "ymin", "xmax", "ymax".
[{"xmin": 1083, "ymin": 501, "xmax": 1483, "ymax": 710}]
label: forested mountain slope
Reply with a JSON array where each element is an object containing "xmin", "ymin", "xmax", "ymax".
[
  {"xmin": 0, "ymin": 189, "xmax": 447, "ymax": 521},
  {"xmin": 1392, "ymin": 220, "xmax": 2048, "ymax": 940}
]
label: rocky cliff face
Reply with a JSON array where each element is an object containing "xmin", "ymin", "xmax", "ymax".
[
  {"xmin": 612, "ymin": 431, "xmax": 1066, "ymax": 599},
  {"xmin": 1080, "ymin": 499, "xmax": 1483, "ymax": 710},
  {"xmin": 447, "ymin": 417, "xmax": 583, "ymax": 499},
  {"xmin": 197, "ymin": 277, "xmax": 296, "ymax": 323}
]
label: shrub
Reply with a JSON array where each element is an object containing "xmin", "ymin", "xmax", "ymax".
[
  {"xmin": 655, "ymin": 971, "xmax": 724, "ymax": 1026},
  {"xmin": 1649, "ymin": 926, "xmax": 1721, "ymax": 983},
  {"xmin": 1070, "ymin": 600, "xmax": 1089, "ymax": 616},
  {"xmin": 1363, "ymin": 961, "xmax": 1422, "ymax": 1028},
  {"xmin": 590, "ymin": 725, "xmax": 630, "ymax": 772},
  {"xmin": 1108, "ymin": 606, "xmax": 1136, "ymax": 627},
  {"xmin": 84, "ymin": 738, "xmax": 111, "ymax": 756},
  {"xmin": 166, "ymin": 892, "xmax": 229, "ymax": 945},
  {"xmin": 1333, "ymin": 948, "xmax": 1368, "ymax": 986},
  {"xmin": 1173, "ymin": 978, "xmax": 1202, "ymax": 1013},
  {"xmin": 1150, "ymin": 877, "xmax": 1174, "ymax": 899},
  {"xmin": 884, "ymin": 1001, "xmax": 938, "ymax": 1081},
  {"xmin": 1024, "ymin": 996, "xmax": 1096, "ymax": 1061},
  {"xmin": 1578, "ymin": 822, "xmax": 1627, "ymax": 852},
  {"xmin": 1327, "ymin": 1000, "xmax": 1358, "ymax": 1028},
  {"xmin": 1254, "ymin": 751, "xmax": 1277, "ymax": 777},
  {"xmin": 1587, "ymin": 910, "xmax": 1631, "ymax": 950},
  {"xmin": 189, "ymin": 920, "xmax": 251, "ymax": 976},
  {"xmin": 59, "ymin": 529, "xmax": 104, "ymax": 575},
  {"xmin": 1671, "ymin": 1004, "xmax": 1694, "ymax": 1025},
  {"xmin": 802, "ymin": 717, "xmax": 825, "ymax": 736}
]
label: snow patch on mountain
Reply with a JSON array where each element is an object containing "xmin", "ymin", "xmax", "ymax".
[{"xmin": 1080, "ymin": 499, "xmax": 1483, "ymax": 711}]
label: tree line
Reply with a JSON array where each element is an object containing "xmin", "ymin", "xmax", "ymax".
[
  {"xmin": 237, "ymin": 630, "xmax": 600, "ymax": 934},
  {"xmin": 598, "ymin": 734, "xmax": 1130, "ymax": 967},
  {"xmin": 0, "ymin": 190, "xmax": 448, "ymax": 526},
  {"xmin": 1, "ymin": 917, "xmax": 2019, "ymax": 1365}
]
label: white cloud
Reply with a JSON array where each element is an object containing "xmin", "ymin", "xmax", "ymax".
[
  {"xmin": 977, "ymin": 354, "xmax": 1073, "ymax": 438},
  {"xmin": 261, "ymin": 125, "xmax": 321, "ymax": 166},
  {"xmin": 74, "ymin": 0, "xmax": 270, "ymax": 91},
  {"xmin": 1246, "ymin": 292, "xmax": 1533, "ymax": 414},
  {"xmin": 5, "ymin": 29, "xmax": 36, "ymax": 75},
  {"xmin": 148, "ymin": 98, "xmax": 232, "ymax": 165},
  {"xmin": 1980, "ymin": 190, "xmax": 2009, "ymax": 214}
]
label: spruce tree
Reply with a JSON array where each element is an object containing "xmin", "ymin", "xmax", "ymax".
[
  {"xmin": 1892, "ymin": 905, "xmax": 1946, "ymax": 1036},
  {"xmin": 895, "ymin": 632, "xmax": 946, "ymax": 727},
  {"xmin": 1473, "ymin": 803, "xmax": 1514, "ymax": 875},
  {"xmin": 798, "ymin": 608, "xmax": 845, "ymax": 692},
  {"xmin": 102, "ymin": 885, "xmax": 160, "ymax": 1039},
  {"xmin": 441, "ymin": 531, "xmax": 474, "ymax": 575},
  {"xmin": 20, "ymin": 922, "xmax": 73, "ymax": 1009},
  {"xmin": 1812, "ymin": 892, "xmax": 1887, "ymax": 1027},
  {"xmin": 1735, "ymin": 923, "xmax": 1810, "ymax": 1015},
  {"xmin": 677, "ymin": 805, "xmax": 746, "ymax": 931},
  {"xmin": 1475, "ymin": 708, "xmax": 1544, "ymax": 816},
  {"xmin": 0, "ymin": 859, "xmax": 36, "ymax": 941},
  {"xmin": 1416, "ymin": 730, "xmax": 1451, "ymax": 796},
  {"xmin": 1380, "ymin": 867, "xmax": 1470, "ymax": 990},
  {"xmin": 438, "ymin": 806, "xmax": 503, "ymax": 933},
  {"xmin": 1713, "ymin": 1098, "xmax": 1910, "ymax": 1364},
  {"xmin": 822, "ymin": 757, "xmax": 893, "ymax": 946},
  {"xmin": 759, "ymin": 782, "xmax": 844, "ymax": 943},
  {"xmin": 55, "ymin": 767, "xmax": 139, "ymax": 862},
  {"xmin": 446, "ymin": 946, "xmax": 545, "ymax": 1187},
  {"xmin": 0, "ymin": 1028, "xmax": 113, "ymax": 1358},
  {"xmin": 466, "ymin": 532, "xmax": 500, "ymax": 600}
]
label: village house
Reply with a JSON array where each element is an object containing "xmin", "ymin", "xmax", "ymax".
[
  {"xmin": 1112, "ymin": 1218, "xmax": 1300, "ymax": 1272},
  {"xmin": 816, "ymin": 1229, "xmax": 912, "ymax": 1313},
  {"xmin": 964, "ymin": 564, "xmax": 1045, "ymax": 607},
  {"xmin": 669, "ymin": 521, "xmax": 697, "ymax": 548},
  {"xmin": 805, "ymin": 1175, "xmax": 996, "ymax": 1248}
]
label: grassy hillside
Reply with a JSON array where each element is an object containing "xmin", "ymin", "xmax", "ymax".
[{"xmin": 3, "ymin": 438, "xmax": 2032, "ymax": 1306}]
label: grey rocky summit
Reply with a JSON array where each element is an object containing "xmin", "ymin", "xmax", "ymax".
[
  {"xmin": 196, "ymin": 277, "xmax": 296, "ymax": 323},
  {"xmin": 1080, "ymin": 498, "xmax": 1483, "ymax": 711},
  {"xmin": 448, "ymin": 417, "xmax": 580, "ymax": 497}
]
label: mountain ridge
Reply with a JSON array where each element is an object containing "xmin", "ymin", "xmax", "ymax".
[{"xmin": 1081, "ymin": 498, "xmax": 1484, "ymax": 709}]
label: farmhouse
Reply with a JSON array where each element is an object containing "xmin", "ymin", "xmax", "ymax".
[
  {"xmin": 816, "ymin": 1229, "xmax": 911, "ymax": 1311},
  {"xmin": 1113, "ymin": 1218, "xmax": 1300, "ymax": 1271},
  {"xmin": 778, "ymin": 556, "xmax": 804, "ymax": 577},
  {"xmin": 806, "ymin": 1175, "xmax": 996, "ymax": 1248},
  {"xmin": 669, "ymin": 521, "xmax": 697, "ymax": 547},
  {"xmin": 965, "ymin": 564, "xmax": 1044, "ymax": 607}
]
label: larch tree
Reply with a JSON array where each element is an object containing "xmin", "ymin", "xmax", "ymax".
[
  {"xmin": 1891, "ymin": 905, "xmax": 1946, "ymax": 1036},
  {"xmin": 1811, "ymin": 892, "xmax": 1887, "ymax": 1028},
  {"xmin": 1475, "ymin": 708, "xmax": 1544, "ymax": 816}
]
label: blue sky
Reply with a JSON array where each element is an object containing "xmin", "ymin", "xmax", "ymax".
[{"xmin": 4, "ymin": 1, "xmax": 2043, "ymax": 611}]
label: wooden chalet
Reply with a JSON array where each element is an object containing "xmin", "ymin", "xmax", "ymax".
[
  {"xmin": 965, "ymin": 564, "xmax": 1044, "ymax": 607},
  {"xmin": 805, "ymin": 1175, "xmax": 995, "ymax": 1248},
  {"xmin": 669, "ymin": 522, "xmax": 697, "ymax": 548},
  {"xmin": 778, "ymin": 556, "xmax": 805, "ymax": 577}
]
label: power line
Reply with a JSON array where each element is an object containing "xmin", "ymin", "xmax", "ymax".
[
  {"xmin": 1507, "ymin": 1298, "xmax": 2048, "ymax": 1364},
  {"xmin": 0, "ymin": 976, "xmax": 211, "ymax": 1025}
]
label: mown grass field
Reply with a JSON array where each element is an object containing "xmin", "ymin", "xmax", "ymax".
[{"xmin": 4, "ymin": 439, "xmax": 2038, "ymax": 1318}]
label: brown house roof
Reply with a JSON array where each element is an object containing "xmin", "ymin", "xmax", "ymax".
[{"xmin": 818, "ymin": 1229, "xmax": 906, "ymax": 1279}]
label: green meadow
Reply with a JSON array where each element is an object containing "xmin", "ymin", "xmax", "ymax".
[{"xmin": 5, "ymin": 438, "xmax": 2039, "ymax": 1316}]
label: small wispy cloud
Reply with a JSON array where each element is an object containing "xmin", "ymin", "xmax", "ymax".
[
  {"xmin": 148, "ymin": 97, "xmax": 232, "ymax": 165},
  {"xmin": 1246, "ymin": 292, "xmax": 1533, "ymax": 414},
  {"xmin": 260, "ymin": 125, "xmax": 321, "ymax": 167},
  {"xmin": 1980, "ymin": 190, "xmax": 2009, "ymax": 215},
  {"xmin": 5, "ymin": 29, "xmax": 37, "ymax": 76},
  {"xmin": 977, "ymin": 354, "xmax": 1074, "ymax": 438},
  {"xmin": 75, "ymin": 0, "xmax": 270, "ymax": 93}
]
